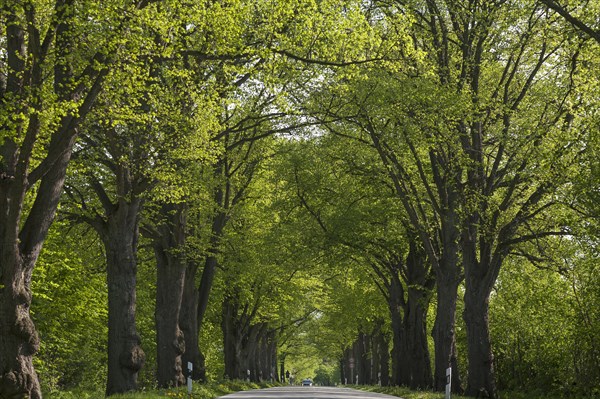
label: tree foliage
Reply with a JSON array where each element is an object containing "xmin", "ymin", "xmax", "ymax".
[{"xmin": 3, "ymin": 0, "xmax": 600, "ymax": 398}]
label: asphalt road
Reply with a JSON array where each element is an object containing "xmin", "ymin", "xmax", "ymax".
[{"xmin": 217, "ymin": 386, "xmax": 400, "ymax": 399}]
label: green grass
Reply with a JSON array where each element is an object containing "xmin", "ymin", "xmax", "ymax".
[
  {"xmin": 43, "ymin": 380, "xmax": 278, "ymax": 399},
  {"xmin": 355, "ymin": 385, "xmax": 468, "ymax": 399},
  {"xmin": 357, "ymin": 385, "xmax": 598, "ymax": 399}
]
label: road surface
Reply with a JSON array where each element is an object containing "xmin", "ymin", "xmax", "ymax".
[{"xmin": 217, "ymin": 386, "xmax": 401, "ymax": 399}]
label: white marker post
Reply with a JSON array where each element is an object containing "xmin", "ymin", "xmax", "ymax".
[
  {"xmin": 445, "ymin": 367, "xmax": 452, "ymax": 399},
  {"xmin": 187, "ymin": 362, "xmax": 193, "ymax": 397}
]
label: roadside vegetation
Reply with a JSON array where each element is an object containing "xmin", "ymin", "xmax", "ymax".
[
  {"xmin": 43, "ymin": 380, "xmax": 279, "ymax": 399},
  {"xmin": 359, "ymin": 385, "xmax": 598, "ymax": 399}
]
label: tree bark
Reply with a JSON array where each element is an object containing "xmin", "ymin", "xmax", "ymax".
[
  {"xmin": 432, "ymin": 209, "xmax": 463, "ymax": 393},
  {"xmin": 405, "ymin": 283, "xmax": 433, "ymax": 389},
  {"xmin": 245, "ymin": 324, "xmax": 261, "ymax": 381},
  {"xmin": 102, "ymin": 200, "xmax": 145, "ymax": 396},
  {"xmin": 153, "ymin": 203, "xmax": 188, "ymax": 388},
  {"xmin": 462, "ymin": 234, "xmax": 501, "ymax": 398},
  {"xmin": 377, "ymin": 329, "xmax": 390, "ymax": 386},
  {"xmin": 388, "ymin": 271, "xmax": 409, "ymax": 387},
  {"xmin": 0, "ymin": 250, "xmax": 42, "ymax": 399},
  {"xmin": 463, "ymin": 282, "xmax": 496, "ymax": 398},
  {"xmin": 341, "ymin": 349, "xmax": 350, "ymax": 384},
  {"xmin": 222, "ymin": 295, "xmax": 242, "ymax": 380},
  {"xmin": 180, "ymin": 260, "xmax": 204, "ymax": 381},
  {"xmin": 432, "ymin": 270, "xmax": 462, "ymax": 393},
  {"xmin": 355, "ymin": 332, "xmax": 367, "ymax": 385},
  {"xmin": 403, "ymin": 242, "xmax": 434, "ymax": 390},
  {"xmin": 0, "ymin": 1, "xmax": 103, "ymax": 396}
]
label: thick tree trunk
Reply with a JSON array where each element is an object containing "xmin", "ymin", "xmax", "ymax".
[
  {"xmin": 267, "ymin": 330, "xmax": 277, "ymax": 381},
  {"xmin": 362, "ymin": 332, "xmax": 371, "ymax": 384},
  {"xmin": 222, "ymin": 296, "xmax": 242, "ymax": 380},
  {"xmin": 354, "ymin": 333, "xmax": 365, "ymax": 385},
  {"xmin": 180, "ymin": 261, "xmax": 205, "ymax": 381},
  {"xmin": 341, "ymin": 349, "xmax": 350, "ymax": 384},
  {"xmin": 405, "ymin": 284, "xmax": 433, "ymax": 389},
  {"xmin": 153, "ymin": 204, "xmax": 187, "ymax": 388},
  {"xmin": 388, "ymin": 274, "xmax": 408, "ymax": 387},
  {"xmin": 103, "ymin": 205, "xmax": 145, "ymax": 396},
  {"xmin": 0, "ymin": 250, "xmax": 42, "ymax": 399},
  {"xmin": 402, "ymin": 242, "xmax": 434, "ymax": 389},
  {"xmin": 463, "ymin": 256, "xmax": 498, "ymax": 399},
  {"xmin": 245, "ymin": 324, "xmax": 261, "ymax": 382},
  {"xmin": 370, "ymin": 326, "xmax": 381, "ymax": 385},
  {"xmin": 1, "ymin": 113, "xmax": 77, "ymax": 399},
  {"xmin": 432, "ymin": 213, "xmax": 463, "ymax": 393},
  {"xmin": 432, "ymin": 270, "xmax": 462, "ymax": 393},
  {"xmin": 378, "ymin": 331, "xmax": 390, "ymax": 386}
]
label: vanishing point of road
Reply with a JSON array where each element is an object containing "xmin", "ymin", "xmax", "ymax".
[{"xmin": 217, "ymin": 386, "xmax": 401, "ymax": 399}]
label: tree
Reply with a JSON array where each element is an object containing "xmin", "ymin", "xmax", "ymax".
[
  {"xmin": 277, "ymin": 133, "xmax": 436, "ymax": 388},
  {"xmin": 538, "ymin": 0, "xmax": 600, "ymax": 43},
  {"xmin": 306, "ymin": 2, "xmax": 582, "ymax": 396},
  {"xmin": 308, "ymin": 68, "xmax": 465, "ymax": 392},
  {"xmin": 0, "ymin": 1, "xmax": 155, "ymax": 396},
  {"xmin": 62, "ymin": 32, "xmax": 219, "ymax": 391}
]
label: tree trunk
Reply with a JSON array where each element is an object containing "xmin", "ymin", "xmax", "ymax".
[
  {"xmin": 404, "ymin": 243, "xmax": 434, "ymax": 390},
  {"xmin": 103, "ymin": 202, "xmax": 145, "ymax": 396},
  {"xmin": 1, "ymin": 109, "xmax": 78, "ymax": 399},
  {"xmin": 371, "ymin": 325, "xmax": 381, "ymax": 385},
  {"xmin": 0, "ymin": 250, "xmax": 42, "ymax": 399},
  {"xmin": 269, "ymin": 330, "xmax": 278, "ymax": 382},
  {"xmin": 432, "ymin": 212, "xmax": 463, "ymax": 393},
  {"xmin": 432, "ymin": 271, "xmax": 461, "ymax": 393},
  {"xmin": 341, "ymin": 349, "xmax": 349, "ymax": 384},
  {"xmin": 222, "ymin": 296, "xmax": 241, "ymax": 380},
  {"xmin": 405, "ymin": 284, "xmax": 433, "ymax": 389},
  {"xmin": 388, "ymin": 274, "xmax": 408, "ymax": 387},
  {"xmin": 153, "ymin": 203, "xmax": 187, "ymax": 388},
  {"xmin": 245, "ymin": 324, "xmax": 261, "ymax": 382},
  {"xmin": 180, "ymin": 260, "xmax": 204, "ymax": 381},
  {"xmin": 463, "ymin": 251, "xmax": 498, "ymax": 399},
  {"xmin": 378, "ymin": 330, "xmax": 390, "ymax": 386}
]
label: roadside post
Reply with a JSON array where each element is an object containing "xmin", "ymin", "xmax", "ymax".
[
  {"xmin": 445, "ymin": 367, "xmax": 452, "ymax": 399},
  {"xmin": 187, "ymin": 362, "xmax": 193, "ymax": 398}
]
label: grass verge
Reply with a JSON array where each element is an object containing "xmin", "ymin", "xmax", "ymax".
[
  {"xmin": 43, "ymin": 380, "xmax": 278, "ymax": 399},
  {"xmin": 357, "ymin": 385, "xmax": 598, "ymax": 399}
]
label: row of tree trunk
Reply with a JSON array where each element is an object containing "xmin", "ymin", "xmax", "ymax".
[
  {"xmin": 222, "ymin": 294, "xmax": 279, "ymax": 382},
  {"xmin": 340, "ymin": 324, "xmax": 390, "ymax": 386}
]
